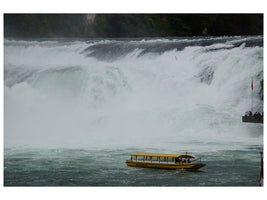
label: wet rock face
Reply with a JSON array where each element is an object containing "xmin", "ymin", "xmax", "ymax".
[{"xmin": 196, "ymin": 66, "xmax": 214, "ymax": 85}]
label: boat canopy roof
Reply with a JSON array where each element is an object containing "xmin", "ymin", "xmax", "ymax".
[{"xmin": 130, "ymin": 152, "xmax": 195, "ymax": 159}]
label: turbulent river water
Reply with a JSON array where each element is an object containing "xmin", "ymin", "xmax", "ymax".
[{"xmin": 4, "ymin": 36, "xmax": 263, "ymax": 186}]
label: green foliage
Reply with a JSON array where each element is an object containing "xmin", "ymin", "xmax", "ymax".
[
  {"xmin": 4, "ymin": 14, "xmax": 86, "ymax": 38},
  {"xmin": 92, "ymin": 14, "xmax": 263, "ymax": 37},
  {"xmin": 4, "ymin": 14, "xmax": 263, "ymax": 38}
]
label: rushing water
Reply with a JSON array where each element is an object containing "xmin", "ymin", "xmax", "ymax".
[{"xmin": 4, "ymin": 36, "xmax": 263, "ymax": 186}]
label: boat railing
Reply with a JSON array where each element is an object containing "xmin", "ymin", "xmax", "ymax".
[
  {"xmin": 131, "ymin": 159, "xmax": 175, "ymax": 164},
  {"xmin": 130, "ymin": 159, "xmax": 200, "ymax": 164}
]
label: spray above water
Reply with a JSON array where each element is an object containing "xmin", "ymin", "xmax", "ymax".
[{"xmin": 4, "ymin": 36, "xmax": 263, "ymax": 151}]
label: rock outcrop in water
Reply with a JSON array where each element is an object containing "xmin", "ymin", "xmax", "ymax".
[{"xmin": 196, "ymin": 66, "xmax": 214, "ymax": 85}]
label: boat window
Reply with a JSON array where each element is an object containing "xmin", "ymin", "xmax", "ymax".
[
  {"xmin": 151, "ymin": 156, "xmax": 158, "ymax": 161},
  {"xmin": 167, "ymin": 157, "xmax": 174, "ymax": 162},
  {"xmin": 137, "ymin": 156, "xmax": 144, "ymax": 160},
  {"xmin": 144, "ymin": 156, "xmax": 151, "ymax": 161},
  {"xmin": 159, "ymin": 157, "xmax": 166, "ymax": 161}
]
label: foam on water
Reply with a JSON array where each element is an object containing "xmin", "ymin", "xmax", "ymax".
[{"xmin": 4, "ymin": 37, "xmax": 263, "ymax": 153}]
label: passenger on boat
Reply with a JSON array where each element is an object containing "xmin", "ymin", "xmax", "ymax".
[
  {"xmin": 245, "ymin": 111, "xmax": 253, "ymax": 116},
  {"xmin": 253, "ymin": 112, "xmax": 262, "ymax": 120},
  {"xmin": 254, "ymin": 112, "xmax": 261, "ymax": 116}
]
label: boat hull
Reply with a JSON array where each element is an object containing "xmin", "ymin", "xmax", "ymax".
[
  {"xmin": 126, "ymin": 160, "xmax": 205, "ymax": 170},
  {"xmin": 242, "ymin": 116, "xmax": 263, "ymax": 123}
]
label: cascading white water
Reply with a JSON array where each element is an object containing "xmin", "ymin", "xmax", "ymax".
[{"xmin": 4, "ymin": 37, "xmax": 263, "ymax": 152}]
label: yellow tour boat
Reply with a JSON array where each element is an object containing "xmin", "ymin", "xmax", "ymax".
[{"xmin": 126, "ymin": 152, "xmax": 205, "ymax": 170}]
